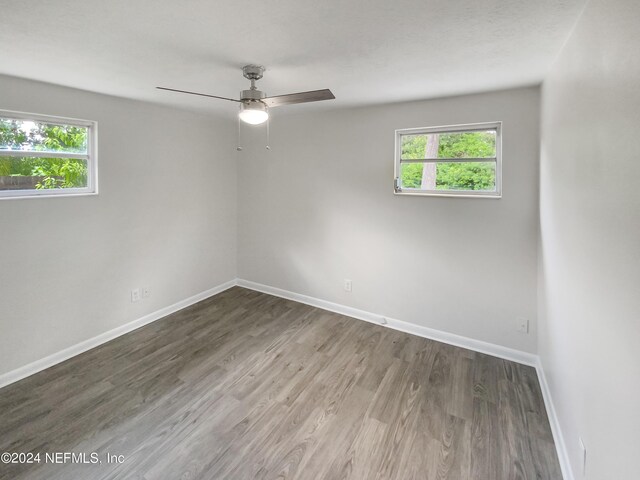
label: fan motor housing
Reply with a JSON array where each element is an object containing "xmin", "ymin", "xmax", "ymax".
[{"xmin": 240, "ymin": 89, "xmax": 266, "ymax": 101}]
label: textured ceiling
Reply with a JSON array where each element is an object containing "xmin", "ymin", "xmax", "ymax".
[{"xmin": 0, "ymin": 0, "xmax": 586, "ymax": 116}]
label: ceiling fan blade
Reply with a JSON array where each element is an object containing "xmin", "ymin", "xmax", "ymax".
[
  {"xmin": 156, "ymin": 87, "xmax": 241, "ymax": 102},
  {"xmin": 262, "ymin": 89, "xmax": 335, "ymax": 108}
]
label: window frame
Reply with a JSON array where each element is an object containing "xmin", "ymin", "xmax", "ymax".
[
  {"xmin": 0, "ymin": 109, "xmax": 98, "ymax": 200},
  {"xmin": 394, "ymin": 121, "xmax": 502, "ymax": 198}
]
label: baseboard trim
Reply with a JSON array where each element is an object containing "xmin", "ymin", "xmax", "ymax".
[
  {"xmin": 236, "ymin": 279, "xmax": 537, "ymax": 367},
  {"xmin": 535, "ymin": 358, "xmax": 575, "ymax": 480},
  {"xmin": 0, "ymin": 279, "xmax": 237, "ymax": 389}
]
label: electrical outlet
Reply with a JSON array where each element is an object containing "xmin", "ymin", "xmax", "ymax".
[
  {"xmin": 579, "ymin": 437, "xmax": 587, "ymax": 476},
  {"xmin": 131, "ymin": 288, "xmax": 141, "ymax": 303},
  {"xmin": 142, "ymin": 287, "xmax": 150, "ymax": 298},
  {"xmin": 516, "ymin": 317, "xmax": 529, "ymax": 333},
  {"xmin": 343, "ymin": 279, "xmax": 352, "ymax": 292}
]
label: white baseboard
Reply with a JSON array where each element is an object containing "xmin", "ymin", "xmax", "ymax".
[
  {"xmin": 0, "ymin": 279, "xmax": 237, "ymax": 389},
  {"xmin": 535, "ymin": 358, "xmax": 575, "ymax": 480},
  {"xmin": 236, "ymin": 279, "xmax": 538, "ymax": 367}
]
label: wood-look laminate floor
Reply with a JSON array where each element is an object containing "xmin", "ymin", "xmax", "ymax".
[{"xmin": 0, "ymin": 287, "xmax": 562, "ymax": 480}]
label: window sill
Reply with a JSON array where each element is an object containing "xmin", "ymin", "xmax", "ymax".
[
  {"xmin": 393, "ymin": 190, "xmax": 502, "ymax": 199},
  {"xmin": 0, "ymin": 191, "xmax": 98, "ymax": 200}
]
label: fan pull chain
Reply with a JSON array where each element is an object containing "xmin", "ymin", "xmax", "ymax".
[
  {"xmin": 266, "ymin": 116, "xmax": 271, "ymax": 150},
  {"xmin": 236, "ymin": 114, "xmax": 243, "ymax": 151}
]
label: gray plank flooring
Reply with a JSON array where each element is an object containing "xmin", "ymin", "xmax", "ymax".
[{"xmin": 0, "ymin": 287, "xmax": 562, "ymax": 479}]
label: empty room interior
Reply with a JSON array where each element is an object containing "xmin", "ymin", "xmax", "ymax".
[{"xmin": 0, "ymin": 1, "xmax": 638, "ymax": 479}]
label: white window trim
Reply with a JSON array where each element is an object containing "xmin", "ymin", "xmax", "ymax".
[
  {"xmin": 394, "ymin": 121, "xmax": 502, "ymax": 198},
  {"xmin": 0, "ymin": 109, "xmax": 98, "ymax": 200}
]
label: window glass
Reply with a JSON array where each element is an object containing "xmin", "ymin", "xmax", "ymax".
[
  {"xmin": 0, "ymin": 111, "xmax": 96, "ymax": 198},
  {"xmin": 395, "ymin": 123, "xmax": 501, "ymax": 197}
]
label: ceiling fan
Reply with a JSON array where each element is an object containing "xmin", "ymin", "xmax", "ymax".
[{"xmin": 157, "ymin": 65, "xmax": 335, "ymax": 125}]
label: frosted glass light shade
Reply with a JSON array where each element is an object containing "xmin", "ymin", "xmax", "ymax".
[{"xmin": 239, "ymin": 102, "xmax": 268, "ymax": 125}]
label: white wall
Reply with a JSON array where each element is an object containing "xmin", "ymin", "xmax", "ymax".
[
  {"xmin": 539, "ymin": 0, "xmax": 640, "ymax": 478},
  {"xmin": 0, "ymin": 75, "xmax": 237, "ymax": 376},
  {"xmin": 238, "ymin": 87, "xmax": 540, "ymax": 352}
]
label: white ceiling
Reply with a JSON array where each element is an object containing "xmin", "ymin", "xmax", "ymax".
[{"xmin": 0, "ymin": 0, "xmax": 586, "ymax": 117}]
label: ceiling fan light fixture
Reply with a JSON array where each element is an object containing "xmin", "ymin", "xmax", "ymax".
[
  {"xmin": 239, "ymin": 101, "xmax": 268, "ymax": 125},
  {"xmin": 157, "ymin": 65, "xmax": 334, "ymax": 126}
]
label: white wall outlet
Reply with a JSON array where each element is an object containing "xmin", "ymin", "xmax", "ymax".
[
  {"xmin": 343, "ymin": 279, "xmax": 352, "ymax": 292},
  {"xmin": 131, "ymin": 288, "xmax": 141, "ymax": 303},
  {"xmin": 142, "ymin": 287, "xmax": 150, "ymax": 298},
  {"xmin": 516, "ymin": 317, "xmax": 529, "ymax": 333},
  {"xmin": 579, "ymin": 437, "xmax": 587, "ymax": 476}
]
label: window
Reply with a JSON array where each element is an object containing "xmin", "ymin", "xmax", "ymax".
[
  {"xmin": 0, "ymin": 110, "xmax": 97, "ymax": 199},
  {"xmin": 394, "ymin": 121, "xmax": 501, "ymax": 197}
]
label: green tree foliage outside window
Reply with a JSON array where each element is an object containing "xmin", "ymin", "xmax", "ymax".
[
  {"xmin": 0, "ymin": 119, "xmax": 88, "ymax": 189},
  {"xmin": 400, "ymin": 131, "xmax": 496, "ymax": 191}
]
